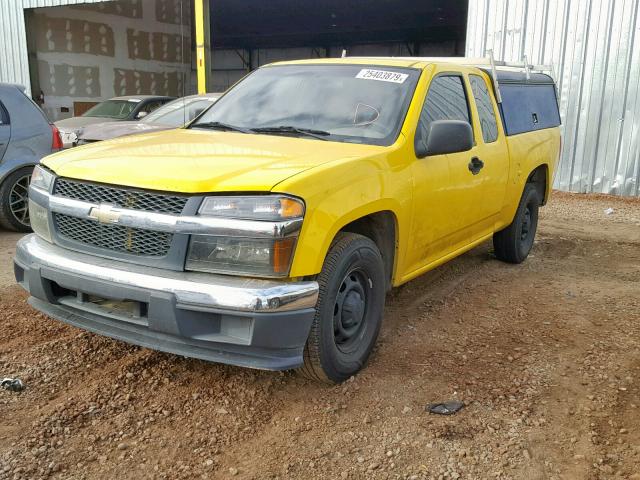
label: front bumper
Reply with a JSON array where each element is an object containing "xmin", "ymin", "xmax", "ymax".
[{"xmin": 14, "ymin": 235, "xmax": 319, "ymax": 370}]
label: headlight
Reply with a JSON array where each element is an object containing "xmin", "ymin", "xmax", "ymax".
[
  {"xmin": 198, "ymin": 195, "xmax": 304, "ymax": 221},
  {"xmin": 31, "ymin": 165, "xmax": 55, "ymax": 192},
  {"xmin": 29, "ymin": 199, "xmax": 52, "ymax": 242},
  {"xmin": 186, "ymin": 195, "xmax": 304, "ymax": 277}
]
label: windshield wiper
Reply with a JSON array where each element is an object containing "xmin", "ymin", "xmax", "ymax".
[
  {"xmin": 252, "ymin": 125, "xmax": 330, "ymax": 141},
  {"xmin": 190, "ymin": 121, "xmax": 253, "ymax": 134}
]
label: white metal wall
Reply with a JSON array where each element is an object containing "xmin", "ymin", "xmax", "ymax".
[
  {"xmin": 0, "ymin": 0, "xmax": 111, "ymax": 96},
  {"xmin": 467, "ymin": 0, "xmax": 640, "ymax": 196}
]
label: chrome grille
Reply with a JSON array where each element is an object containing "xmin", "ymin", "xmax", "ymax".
[
  {"xmin": 55, "ymin": 214, "xmax": 173, "ymax": 257},
  {"xmin": 54, "ymin": 178, "xmax": 188, "ymax": 214}
]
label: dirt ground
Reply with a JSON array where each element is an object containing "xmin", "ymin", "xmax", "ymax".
[
  {"xmin": 1, "ymin": 191, "xmax": 639, "ymax": 480},
  {"xmin": 0, "ymin": 232, "xmax": 23, "ymax": 288}
]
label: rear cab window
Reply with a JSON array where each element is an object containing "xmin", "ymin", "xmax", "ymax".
[{"xmin": 469, "ymin": 75, "xmax": 498, "ymax": 143}]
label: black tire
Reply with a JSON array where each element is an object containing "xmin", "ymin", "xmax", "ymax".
[
  {"xmin": 493, "ymin": 183, "xmax": 541, "ymax": 264},
  {"xmin": 301, "ymin": 232, "xmax": 386, "ymax": 383},
  {"xmin": 0, "ymin": 167, "xmax": 33, "ymax": 232}
]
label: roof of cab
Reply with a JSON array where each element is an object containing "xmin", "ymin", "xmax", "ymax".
[
  {"xmin": 267, "ymin": 57, "xmax": 555, "ymax": 84},
  {"xmin": 268, "ymin": 57, "xmax": 432, "ymax": 69}
]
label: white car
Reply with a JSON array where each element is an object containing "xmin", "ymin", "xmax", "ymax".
[{"xmin": 77, "ymin": 93, "xmax": 222, "ymax": 144}]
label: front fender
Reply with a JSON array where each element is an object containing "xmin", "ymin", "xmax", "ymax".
[{"xmin": 274, "ymin": 151, "xmax": 412, "ymax": 279}]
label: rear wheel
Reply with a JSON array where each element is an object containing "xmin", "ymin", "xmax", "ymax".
[
  {"xmin": 0, "ymin": 167, "xmax": 33, "ymax": 232},
  {"xmin": 301, "ymin": 233, "xmax": 385, "ymax": 383},
  {"xmin": 493, "ymin": 183, "xmax": 541, "ymax": 263}
]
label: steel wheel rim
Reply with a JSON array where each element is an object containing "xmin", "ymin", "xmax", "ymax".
[
  {"xmin": 9, "ymin": 174, "xmax": 31, "ymax": 227},
  {"xmin": 333, "ymin": 268, "xmax": 370, "ymax": 353},
  {"xmin": 521, "ymin": 206, "xmax": 532, "ymax": 241}
]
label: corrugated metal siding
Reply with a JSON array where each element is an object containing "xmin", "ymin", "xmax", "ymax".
[
  {"xmin": 0, "ymin": 0, "xmax": 111, "ymax": 95},
  {"xmin": 467, "ymin": 0, "xmax": 640, "ymax": 196}
]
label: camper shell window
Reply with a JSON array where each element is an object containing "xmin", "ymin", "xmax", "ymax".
[{"xmin": 482, "ymin": 70, "xmax": 561, "ymax": 136}]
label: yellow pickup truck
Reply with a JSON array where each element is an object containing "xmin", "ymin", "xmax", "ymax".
[{"xmin": 15, "ymin": 57, "xmax": 561, "ymax": 383}]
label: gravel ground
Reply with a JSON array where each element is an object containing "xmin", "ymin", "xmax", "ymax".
[{"xmin": 0, "ymin": 191, "xmax": 639, "ymax": 480}]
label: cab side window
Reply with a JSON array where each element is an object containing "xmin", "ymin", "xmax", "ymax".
[
  {"xmin": 469, "ymin": 75, "xmax": 498, "ymax": 143},
  {"xmin": 417, "ymin": 75, "xmax": 471, "ymax": 146}
]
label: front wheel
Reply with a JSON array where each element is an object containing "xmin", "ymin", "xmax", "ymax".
[
  {"xmin": 0, "ymin": 166, "xmax": 33, "ymax": 232},
  {"xmin": 493, "ymin": 183, "xmax": 541, "ymax": 264},
  {"xmin": 301, "ymin": 233, "xmax": 386, "ymax": 383}
]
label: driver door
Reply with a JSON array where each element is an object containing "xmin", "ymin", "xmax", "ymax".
[{"xmin": 405, "ymin": 72, "xmax": 488, "ymax": 276}]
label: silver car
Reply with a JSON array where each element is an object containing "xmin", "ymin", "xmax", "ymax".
[
  {"xmin": 0, "ymin": 83, "xmax": 61, "ymax": 231},
  {"xmin": 77, "ymin": 93, "xmax": 222, "ymax": 144},
  {"xmin": 55, "ymin": 95, "xmax": 174, "ymax": 148}
]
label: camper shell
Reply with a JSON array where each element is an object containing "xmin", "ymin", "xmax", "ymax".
[{"xmin": 483, "ymin": 70, "xmax": 561, "ymax": 136}]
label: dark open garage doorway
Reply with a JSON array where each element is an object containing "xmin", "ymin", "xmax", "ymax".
[{"xmin": 208, "ymin": 0, "xmax": 469, "ymax": 91}]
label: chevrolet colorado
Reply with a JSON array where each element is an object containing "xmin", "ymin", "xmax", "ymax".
[{"xmin": 14, "ymin": 57, "xmax": 561, "ymax": 383}]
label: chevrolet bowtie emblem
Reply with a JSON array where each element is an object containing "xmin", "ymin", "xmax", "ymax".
[{"xmin": 88, "ymin": 204, "xmax": 122, "ymax": 224}]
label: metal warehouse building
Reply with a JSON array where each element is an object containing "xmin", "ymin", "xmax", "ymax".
[{"xmin": 1, "ymin": 0, "xmax": 639, "ymax": 196}]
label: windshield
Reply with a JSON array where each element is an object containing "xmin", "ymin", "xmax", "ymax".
[
  {"xmin": 83, "ymin": 100, "xmax": 138, "ymax": 119},
  {"xmin": 143, "ymin": 97, "xmax": 218, "ymax": 126},
  {"xmin": 190, "ymin": 64, "xmax": 420, "ymax": 145}
]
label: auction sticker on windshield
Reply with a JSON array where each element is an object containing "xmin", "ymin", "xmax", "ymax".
[{"xmin": 356, "ymin": 69, "xmax": 409, "ymax": 84}]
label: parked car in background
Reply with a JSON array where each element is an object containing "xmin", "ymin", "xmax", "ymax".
[
  {"xmin": 0, "ymin": 83, "xmax": 62, "ymax": 232},
  {"xmin": 77, "ymin": 93, "xmax": 222, "ymax": 145},
  {"xmin": 55, "ymin": 95, "xmax": 174, "ymax": 148}
]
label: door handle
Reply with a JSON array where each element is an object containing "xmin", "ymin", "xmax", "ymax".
[{"xmin": 468, "ymin": 157, "xmax": 484, "ymax": 175}]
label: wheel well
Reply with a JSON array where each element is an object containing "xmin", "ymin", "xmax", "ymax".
[
  {"xmin": 527, "ymin": 164, "xmax": 548, "ymax": 205},
  {"xmin": 0, "ymin": 164, "xmax": 36, "ymax": 188},
  {"xmin": 338, "ymin": 211, "xmax": 396, "ymax": 290}
]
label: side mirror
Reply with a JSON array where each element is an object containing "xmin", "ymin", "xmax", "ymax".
[
  {"xmin": 136, "ymin": 111, "xmax": 148, "ymax": 119},
  {"xmin": 415, "ymin": 120, "xmax": 473, "ymax": 158}
]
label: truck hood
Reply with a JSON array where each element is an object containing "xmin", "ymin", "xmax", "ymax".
[
  {"xmin": 79, "ymin": 121, "xmax": 169, "ymax": 141},
  {"xmin": 42, "ymin": 128, "xmax": 381, "ymax": 193}
]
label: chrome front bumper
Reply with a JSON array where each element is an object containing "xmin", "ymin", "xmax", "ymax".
[
  {"xmin": 14, "ymin": 235, "xmax": 319, "ymax": 370},
  {"xmin": 16, "ymin": 235, "xmax": 318, "ymax": 312}
]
